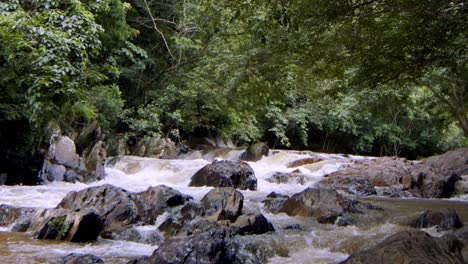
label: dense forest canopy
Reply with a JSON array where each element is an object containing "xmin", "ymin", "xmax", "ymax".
[{"xmin": 0, "ymin": 0, "xmax": 466, "ymax": 181}]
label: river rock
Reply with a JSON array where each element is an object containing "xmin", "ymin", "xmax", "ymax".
[
  {"xmin": 277, "ymin": 187, "xmax": 367, "ymax": 221},
  {"xmin": 34, "ymin": 209, "xmax": 104, "ymax": 242},
  {"xmin": 421, "ymin": 148, "xmax": 468, "ymax": 178},
  {"xmin": 109, "ymin": 227, "xmax": 163, "ymax": 245},
  {"xmin": 231, "ymin": 213, "xmax": 275, "ymax": 235},
  {"xmin": 410, "ymin": 209, "xmax": 463, "ymax": 231},
  {"xmin": 375, "ymin": 187, "xmax": 413, "ymax": 198},
  {"xmin": 38, "ymin": 133, "xmax": 106, "ymax": 183},
  {"xmin": 57, "ymin": 184, "xmax": 139, "ymax": 234},
  {"xmin": 266, "ymin": 170, "xmax": 308, "ymax": 185},
  {"xmin": 61, "ymin": 253, "xmax": 104, "ymax": 264},
  {"xmin": 286, "ymin": 156, "xmax": 324, "ymax": 168},
  {"xmin": 262, "ymin": 193, "xmax": 289, "ymax": 214},
  {"xmin": 157, "ymin": 201, "xmax": 209, "ymax": 237},
  {"xmin": 190, "ymin": 160, "xmax": 257, "ymax": 190},
  {"xmin": 411, "ymin": 165, "xmax": 461, "ymax": 198},
  {"xmin": 81, "ymin": 140, "xmax": 106, "ymax": 182},
  {"xmin": 201, "ymin": 187, "xmax": 244, "ymax": 222},
  {"xmin": 326, "ymin": 150, "xmax": 466, "ymax": 198},
  {"xmin": 340, "ymin": 230, "xmax": 465, "ymax": 264},
  {"xmin": 146, "ymin": 227, "xmax": 261, "ymax": 264},
  {"xmin": 0, "ymin": 204, "xmax": 36, "ymax": 226},
  {"xmin": 325, "ymin": 157, "xmax": 414, "ymax": 189},
  {"xmin": 136, "ymin": 185, "xmax": 192, "ymax": 224},
  {"xmin": 316, "ymin": 176, "xmax": 377, "ymax": 196},
  {"xmin": 239, "ymin": 142, "xmax": 269, "ymax": 162}
]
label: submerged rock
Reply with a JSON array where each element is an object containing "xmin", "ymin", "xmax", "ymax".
[
  {"xmin": 286, "ymin": 156, "xmax": 324, "ymax": 168},
  {"xmin": 375, "ymin": 187, "xmax": 413, "ymax": 198},
  {"xmin": 262, "ymin": 193, "xmax": 289, "ymax": 214},
  {"xmin": 239, "ymin": 142, "xmax": 269, "ymax": 162},
  {"xmin": 61, "ymin": 253, "xmax": 104, "ymax": 264},
  {"xmin": 147, "ymin": 227, "xmax": 262, "ymax": 264},
  {"xmin": 190, "ymin": 160, "xmax": 257, "ymax": 190},
  {"xmin": 0, "ymin": 204, "xmax": 36, "ymax": 227},
  {"xmin": 341, "ymin": 231, "xmax": 465, "ymax": 264},
  {"xmin": 266, "ymin": 170, "xmax": 308, "ymax": 185},
  {"xmin": 410, "ymin": 209, "xmax": 463, "ymax": 231}
]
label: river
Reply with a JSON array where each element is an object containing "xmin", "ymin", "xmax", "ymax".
[{"xmin": 0, "ymin": 150, "xmax": 467, "ymax": 263}]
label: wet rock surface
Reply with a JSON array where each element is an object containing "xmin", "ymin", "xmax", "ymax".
[
  {"xmin": 277, "ymin": 187, "xmax": 373, "ymax": 220},
  {"xmin": 201, "ymin": 187, "xmax": 244, "ymax": 222},
  {"xmin": 0, "ymin": 204, "xmax": 36, "ymax": 226},
  {"xmin": 286, "ymin": 156, "xmax": 324, "ymax": 168},
  {"xmin": 341, "ymin": 230, "xmax": 465, "ymax": 264},
  {"xmin": 266, "ymin": 170, "xmax": 308, "ymax": 185},
  {"xmin": 239, "ymin": 142, "xmax": 269, "ymax": 162},
  {"xmin": 61, "ymin": 253, "xmax": 104, "ymax": 264},
  {"xmin": 145, "ymin": 228, "xmax": 262, "ymax": 264},
  {"xmin": 326, "ymin": 148, "xmax": 468, "ymax": 198},
  {"xmin": 136, "ymin": 185, "xmax": 192, "ymax": 224},
  {"xmin": 58, "ymin": 184, "xmax": 139, "ymax": 234},
  {"xmin": 39, "ymin": 133, "xmax": 106, "ymax": 184},
  {"xmin": 190, "ymin": 160, "xmax": 257, "ymax": 190},
  {"xmin": 189, "ymin": 160, "xmax": 257, "ymax": 190},
  {"xmin": 317, "ymin": 176, "xmax": 377, "ymax": 196},
  {"xmin": 32, "ymin": 209, "xmax": 104, "ymax": 242},
  {"xmin": 410, "ymin": 208, "xmax": 463, "ymax": 231}
]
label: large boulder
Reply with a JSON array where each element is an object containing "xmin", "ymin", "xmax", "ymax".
[
  {"xmin": 277, "ymin": 187, "xmax": 371, "ymax": 222},
  {"xmin": 239, "ymin": 142, "xmax": 269, "ymax": 162},
  {"xmin": 341, "ymin": 231, "xmax": 465, "ymax": 264},
  {"xmin": 33, "ymin": 209, "xmax": 104, "ymax": 242},
  {"xmin": 410, "ymin": 209, "xmax": 463, "ymax": 231},
  {"xmin": 316, "ymin": 176, "xmax": 377, "ymax": 196},
  {"xmin": 326, "ymin": 149, "xmax": 467, "ymax": 198},
  {"xmin": 39, "ymin": 132, "xmax": 106, "ymax": 183},
  {"xmin": 411, "ymin": 165, "xmax": 462, "ymax": 198},
  {"xmin": 325, "ymin": 157, "xmax": 414, "ymax": 189},
  {"xmin": 189, "ymin": 160, "xmax": 257, "ymax": 190},
  {"xmin": 421, "ymin": 148, "xmax": 468, "ymax": 178},
  {"xmin": 57, "ymin": 184, "xmax": 139, "ymax": 234},
  {"xmin": 201, "ymin": 187, "xmax": 244, "ymax": 222},
  {"xmin": 146, "ymin": 228, "xmax": 261, "ymax": 264},
  {"xmin": 136, "ymin": 185, "xmax": 192, "ymax": 224}
]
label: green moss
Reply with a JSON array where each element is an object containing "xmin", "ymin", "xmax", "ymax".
[{"xmin": 49, "ymin": 216, "xmax": 70, "ymax": 238}]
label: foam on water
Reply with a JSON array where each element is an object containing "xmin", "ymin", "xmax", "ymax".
[{"xmin": 2, "ymin": 149, "xmax": 465, "ymax": 263}]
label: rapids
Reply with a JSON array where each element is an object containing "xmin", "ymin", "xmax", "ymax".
[{"xmin": 0, "ymin": 150, "xmax": 467, "ymax": 263}]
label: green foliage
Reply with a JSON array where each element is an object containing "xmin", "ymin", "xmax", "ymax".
[
  {"xmin": 1, "ymin": 0, "xmax": 466, "ymax": 170},
  {"xmin": 122, "ymin": 103, "xmax": 161, "ymax": 138},
  {"xmin": 48, "ymin": 216, "xmax": 70, "ymax": 238}
]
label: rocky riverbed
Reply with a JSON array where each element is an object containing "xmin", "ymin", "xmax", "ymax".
[{"xmin": 0, "ymin": 147, "xmax": 467, "ymax": 263}]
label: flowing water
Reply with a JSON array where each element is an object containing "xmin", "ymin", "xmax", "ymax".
[{"xmin": 0, "ymin": 150, "xmax": 467, "ymax": 263}]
